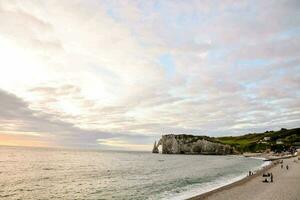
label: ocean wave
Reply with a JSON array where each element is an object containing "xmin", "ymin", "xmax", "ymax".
[{"xmin": 160, "ymin": 157, "xmax": 267, "ymax": 200}]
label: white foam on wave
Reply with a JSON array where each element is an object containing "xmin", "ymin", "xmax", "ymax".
[
  {"xmin": 249, "ymin": 157, "xmax": 272, "ymax": 172},
  {"xmin": 163, "ymin": 157, "xmax": 272, "ymax": 200},
  {"xmin": 163, "ymin": 173, "xmax": 246, "ymax": 200}
]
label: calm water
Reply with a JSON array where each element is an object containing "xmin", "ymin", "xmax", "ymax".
[{"xmin": 0, "ymin": 146, "xmax": 264, "ymax": 200}]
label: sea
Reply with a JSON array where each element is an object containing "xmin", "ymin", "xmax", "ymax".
[{"xmin": 0, "ymin": 146, "xmax": 268, "ymax": 200}]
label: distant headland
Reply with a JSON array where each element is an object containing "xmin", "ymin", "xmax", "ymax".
[{"xmin": 153, "ymin": 127, "xmax": 300, "ymax": 155}]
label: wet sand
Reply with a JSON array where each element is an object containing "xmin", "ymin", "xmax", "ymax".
[{"xmin": 189, "ymin": 157, "xmax": 300, "ymax": 200}]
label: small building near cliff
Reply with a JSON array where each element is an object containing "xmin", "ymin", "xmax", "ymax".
[
  {"xmin": 292, "ymin": 142, "xmax": 300, "ymax": 150},
  {"xmin": 276, "ymin": 139, "xmax": 283, "ymax": 144}
]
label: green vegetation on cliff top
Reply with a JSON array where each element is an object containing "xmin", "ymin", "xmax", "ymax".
[
  {"xmin": 214, "ymin": 127, "xmax": 300, "ymax": 153},
  {"xmin": 165, "ymin": 127, "xmax": 299, "ymax": 153}
]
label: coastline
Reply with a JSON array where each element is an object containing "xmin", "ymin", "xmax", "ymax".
[
  {"xmin": 187, "ymin": 155, "xmax": 299, "ymax": 200},
  {"xmin": 187, "ymin": 158, "xmax": 274, "ymax": 200}
]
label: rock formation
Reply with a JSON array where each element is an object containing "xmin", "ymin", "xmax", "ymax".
[
  {"xmin": 153, "ymin": 134, "xmax": 234, "ymax": 155},
  {"xmin": 152, "ymin": 141, "xmax": 159, "ymax": 153}
]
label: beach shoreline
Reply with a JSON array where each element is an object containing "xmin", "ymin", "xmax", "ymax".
[{"xmin": 187, "ymin": 155, "xmax": 299, "ymax": 200}]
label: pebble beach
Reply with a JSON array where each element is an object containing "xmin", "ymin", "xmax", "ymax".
[{"xmin": 189, "ymin": 157, "xmax": 300, "ymax": 200}]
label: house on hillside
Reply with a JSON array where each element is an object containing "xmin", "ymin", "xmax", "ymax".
[
  {"xmin": 258, "ymin": 140, "xmax": 267, "ymax": 144},
  {"xmin": 292, "ymin": 142, "xmax": 300, "ymax": 150},
  {"xmin": 259, "ymin": 136, "xmax": 271, "ymax": 144},
  {"xmin": 276, "ymin": 139, "xmax": 283, "ymax": 144}
]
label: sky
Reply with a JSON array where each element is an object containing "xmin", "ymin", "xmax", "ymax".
[{"xmin": 0, "ymin": 0, "xmax": 299, "ymax": 150}]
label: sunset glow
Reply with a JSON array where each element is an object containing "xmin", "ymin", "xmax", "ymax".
[
  {"xmin": 0, "ymin": 1, "xmax": 299, "ymax": 150},
  {"xmin": 0, "ymin": 133, "xmax": 49, "ymax": 147}
]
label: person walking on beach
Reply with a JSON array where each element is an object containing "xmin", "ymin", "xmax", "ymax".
[
  {"xmin": 286, "ymin": 165, "xmax": 289, "ymax": 170},
  {"xmin": 270, "ymin": 173, "xmax": 273, "ymax": 182},
  {"xmin": 281, "ymin": 164, "xmax": 283, "ymax": 169}
]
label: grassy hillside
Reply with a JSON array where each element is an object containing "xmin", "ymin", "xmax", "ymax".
[{"xmin": 214, "ymin": 128, "xmax": 300, "ymax": 153}]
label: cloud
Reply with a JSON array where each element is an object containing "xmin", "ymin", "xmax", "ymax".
[
  {"xmin": 0, "ymin": 2, "xmax": 63, "ymax": 54},
  {"xmin": 0, "ymin": 0, "xmax": 299, "ymax": 149},
  {"xmin": 233, "ymin": 36, "xmax": 300, "ymax": 61},
  {"xmin": 0, "ymin": 89, "xmax": 154, "ymax": 148}
]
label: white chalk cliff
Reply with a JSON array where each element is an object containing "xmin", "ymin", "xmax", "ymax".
[{"xmin": 153, "ymin": 134, "xmax": 233, "ymax": 155}]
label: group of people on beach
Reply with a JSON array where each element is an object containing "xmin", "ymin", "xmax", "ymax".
[
  {"xmin": 280, "ymin": 160, "xmax": 289, "ymax": 170},
  {"xmin": 262, "ymin": 172, "xmax": 273, "ymax": 183},
  {"xmin": 261, "ymin": 158, "xmax": 295, "ymax": 183}
]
